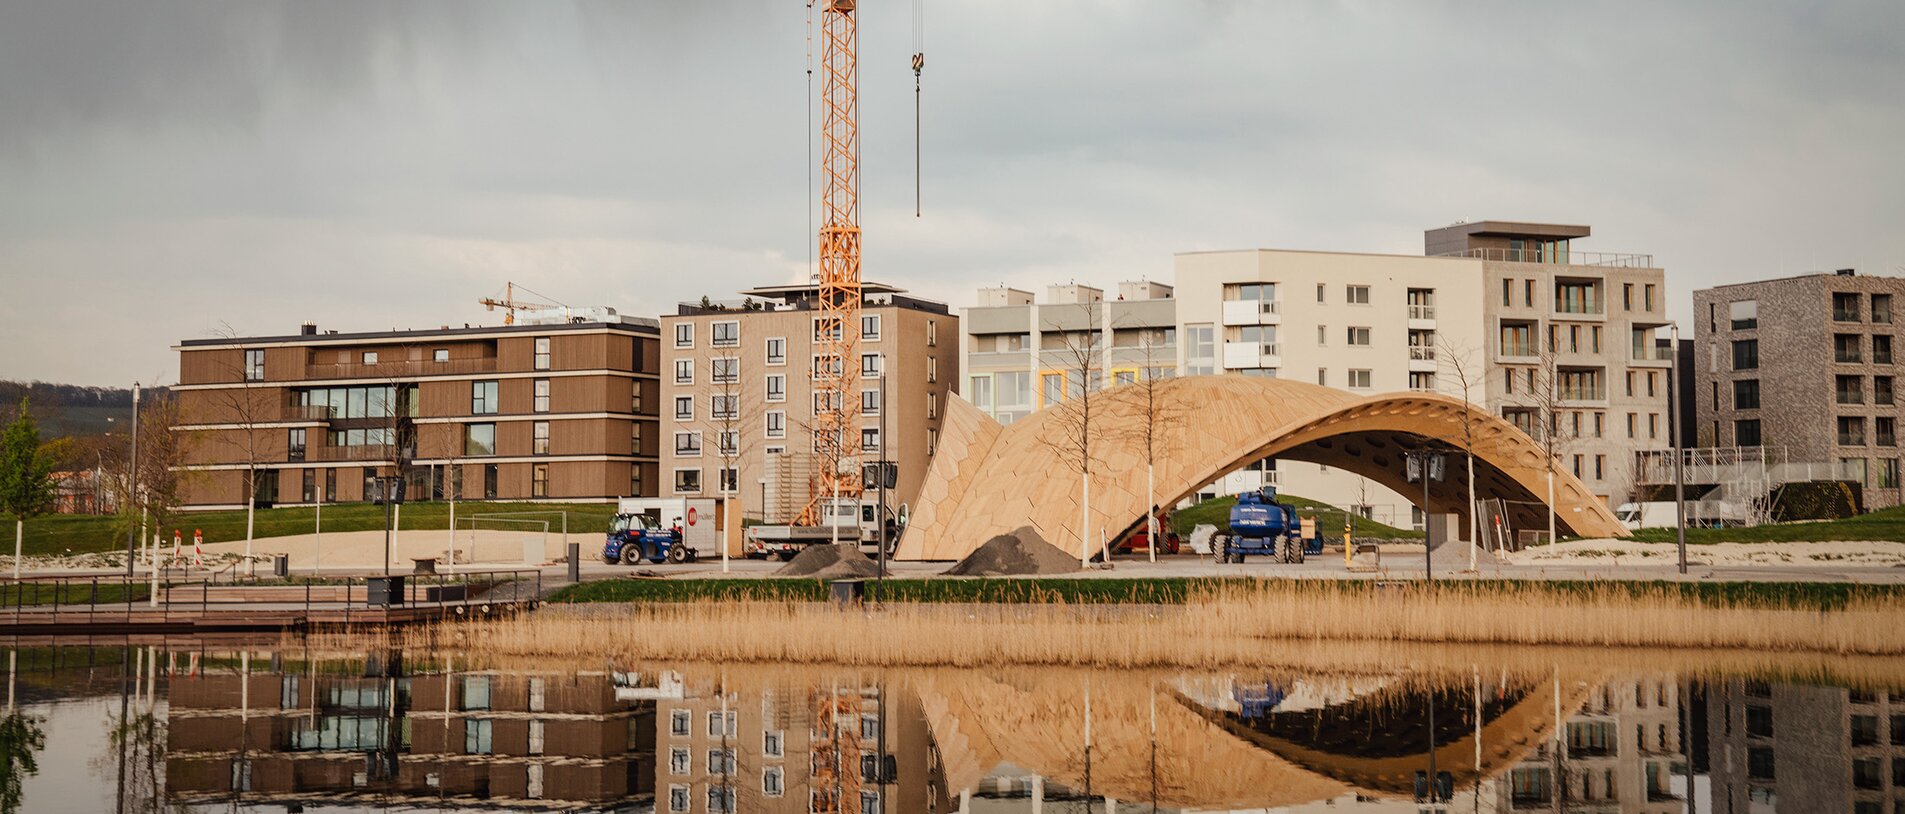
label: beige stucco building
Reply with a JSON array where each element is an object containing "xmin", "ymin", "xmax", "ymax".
[{"xmin": 660, "ymin": 282, "xmax": 956, "ymax": 526}]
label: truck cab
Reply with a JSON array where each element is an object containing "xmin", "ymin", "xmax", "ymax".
[{"xmin": 744, "ymin": 498, "xmax": 903, "ymax": 561}]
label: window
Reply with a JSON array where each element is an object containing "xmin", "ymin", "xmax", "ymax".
[
  {"xmin": 1745, "ymin": 705, "xmax": 1773, "ymax": 737},
  {"xmin": 928, "ymin": 428, "xmax": 938, "ymax": 455},
  {"xmin": 710, "ymin": 356, "xmax": 740, "ymax": 384},
  {"xmin": 1874, "ymin": 294, "xmax": 1893, "ymax": 324},
  {"xmin": 708, "ymin": 786, "xmax": 736, "ymax": 813},
  {"xmin": 1734, "ymin": 379, "xmax": 1760, "ymax": 410},
  {"xmin": 1316, "ymin": 368, "xmax": 1327, "ymax": 386},
  {"xmin": 717, "ymin": 431, "xmax": 738, "ymax": 457},
  {"xmin": 532, "ymin": 464, "xmax": 548, "ymax": 498},
  {"xmin": 1648, "ymin": 413, "xmax": 1660, "ymax": 439},
  {"xmin": 674, "ymin": 396, "xmax": 693, "ymax": 421},
  {"xmin": 1838, "ymin": 375, "xmax": 1866, "ymax": 404},
  {"xmin": 1880, "ymin": 459, "xmax": 1900, "ymax": 488},
  {"xmin": 711, "ymin": 394, "xmax": 738, "ymax": 419},
  {"xmin": 465, "ymin": 423, "xmax": 497, "ymax": 456},
  {"xmin": 1347, "ymin": 369, "xmax": 1372, "ymax": 389},
  {"xmin": 927, "ymin": 319, "xmax": 937, "ymax": 346},
  {"xmin": 861, "ymin": 353, "xmax": 883, "ymax": 379},
  {"xmin": 763, "ymin": 766, "xmax": 784, "ymax": 796},
  {"xmin": 471, "ymin": 381, "xmax": 499, "ymax": 414},
  {"xmin": 674, "ymin": 359, "xmax": 693, "ymax": 384},
  {"xmin": 1408, "ymin": 371, "xmax": 1435, "ymax": 391},
  {"xmin": 766, "ymin": 411, "xmax": 786, "ymax": 439},
  {"xmin": 1345, "ymin": 285, "xmax": 1370, "ymax": 304},
  {"xmin": 1186, "ymin": 324, "xmax": 1215, "ymax": 374},
  {"xmin": 927, "ymin": 355, "xmax": 938, "ymax": 383},
  {"xmin": 1837, "ymin": 333, "xmax": 1864, "ymax": 363},
  {"xmin": 669, "ymin": 747, "xmax": 690, "ymax": 774},
  {"xmin": 1835, "ymin": 292, "xmax": 1863, "ymax": 322},
  {"xmin": 533, "ymin": 421, "xmax": 550, "ymax": 455},
  {"xmin": 1730, "ymin": 300, "xmax": 1758, "ymax": 330},
  {"xmin": 1644, "ymin": 284, "xmax": 1656, "ymax": 311},
  {"xmin": 1877, "ymin": 376, "xmax": 1895, "ymax": 405},
  {"xmin": 464, "ymin": 719, "xmax": 493, "ymax": 754},
  {"xmin": 1876, "ymin": 334, "xmax": 1894, "ymax": 364},
  {"xmin": 1594, "ymin": 454, "xmax": 1605, "ymax": 479},
  {"xmin": 1736, "ymin": 419, "xmax": 1762, "ymax": 447},
  {"xmin": 243, "ymin": 349, "xmax": 265, "ymax": 381},
  {"xmin": 1500, "ymin": 322, "xmax": 1535, "ymax": 356},
  {"xmin": 675, "ymin": 431, "xmax": 703, "ymax": 456},
  {"xmin": 433, "ymin": 348, "xmax": 449, "ymax": 363},
  {"xmin": 927, "ymin": 391, "xmax": 938, "ymax": 418},
  {"xmin": 533, "ymin": 337, "xmax": 551, "ymax": 370},
  {"xmin": 860, "ymin": 314, "xmax": 881, "ymax": 341},
  {"xmin": 1346, "ymin": 327, "xmax": 1371, "ymax": 346},
  {"xmin": 1732, "ymin": 339, "xmax": 1759, "ymax": 370},
  {"xmin": 668, "ymin": 785, "xmax": 690, "ymax": 812},
  {"xmin": 765, "ymin": 337, "xmax": 787, "ymax": 365},
  {"xmin": 813, "ymin": 315, "xmax": 842, "ymax": 342},
  {"xmin": 862, "ymin": 427, "xmax": 881, "ymax": 451},
  {"xmin": 1319, "ymin": 282, "xmax": 1329, "ymax": 303},
  {"xmin": 711, "ymin": 320, "xmax": 739, "ymax": 347},
  {"xmin": 673, "ymin": 468, "xmax": 702, "ymax": 493},
  {"xmin": 812, "ymin": 353, "xmax": 843, "ymax": 380},
  {"xmin": 1853, "ymin": 714, "xmax": 1881, "ymax": 745},
  {"xmin": 633, "ymin": 381, "xmax": 646, "ymax": 414},
  {"xmin": 674, "ymin": 323, "xmax": 693, "ymax": 348},
  {"xmin": 1524, "ymin": 279, "xmax": 1535, "ymax": 307},
  {"xmin": 670, "ymin": 709, "xmax": 691, "ymax": 737},
  {"xmin": 861, "ymin": 389, "xmax": 881, "ymax": 416},
  {"xmin": 1840, "ymin": 416, "xmax": 1867, "ymax": 446},
  {"xmin": 1854, "ymin": 756, "xmax": 1882, "ymax": 789},
  {"xmin": 361, "ymin": 351, "xmax": 378, "ymax": 365},
  {"xmin": 764, "ymin": 730, "xmax": 784, "ymax": 757},
  {"xmin": 765, "ymin": 374, "xmax": 786, "ymax": 402},
  {"xmin": 1623, "ymin": 283, "xmax": 1633, "ymax": 311},
  {"xmin": 534, "ymin": 379, "xmax": 550, "ymax": 412},
  {"xmin": 287, "ymin": 428, "xmax": 306, "ymax": 462}
]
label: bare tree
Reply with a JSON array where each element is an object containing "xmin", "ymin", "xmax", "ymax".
[
  {"xmin": 1110, "ymin": 325, "xmax": 1186, "ymax": 562},
  {"xmin": 1035, "ymin": 304, "xmax": 1105, "ymax": 566},
  {"xmin": 1516, "ymin": 338, "xmax": 1585, "ymax": 543},
  {"xmin": 206, "ymin": 325, "xmax": 274, "ymax": 569},
  {"xmin": 1436, "ymin": 338, "xmax": 1487, "ymax": 568},
  {"xmin": 705, "ymin": 352, "xmax": 753, "ymax": 571},
  {"xmin": 106, "ymin": 395, "xmax": 193, "ymax": 569}
]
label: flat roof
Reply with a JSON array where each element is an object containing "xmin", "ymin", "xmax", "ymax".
[
  {"xmin": 1426, "ymin": 220, "xmax": 1592, "ymax": 240},
  {"xmin": 739, "ymin": 281, "xmax": 908, "ymax": 300},
  {"xmin": 177, "ymin": 319, "xmax": 658, "ymax": 348}
]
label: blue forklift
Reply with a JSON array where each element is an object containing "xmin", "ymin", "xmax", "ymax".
[
  {"xmin": 1211, "ymin": 487, "xmax": 1314, "ymax": 564},
  {"xmin": 603, "ymin": 512, "xmax": 700, "ymax": 565}
]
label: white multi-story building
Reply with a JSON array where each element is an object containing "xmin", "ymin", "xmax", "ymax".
[{"xmin": 959, "ymin": 221, "xmax": 1672, "ymax": 529}]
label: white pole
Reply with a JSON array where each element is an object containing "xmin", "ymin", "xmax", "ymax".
[
  {"xmin": 314, "ymin": 482, "xmax": 323, "ymax": 574},
  {"xmin": 148, "ymin": 531, "xmax": 159, "ymax": 607},
  {"xmin": 722, "ymin": 493, "xmax": 731, "ymax": 574},
  {"xmin": 1080, "ymin": 472, "xmax": 1091, "ymax": 568},
  {"xmin": 1546, "ymin": 469, "xmax": 1556, "ymax": 543},
  {"xmin": 10, "ymin": 520, "xmax": 19, "ymax": 581},
  {"xmin": 1466, "ymin": 454, "xmax": 1478, "ymax": 571},
  {"xmin": 392, "ymin": 503, "xmax": 402, "ymax": 568},
  {"xmin": 244, "ymin": 466, "xmax": 255, "ymax": 575}
]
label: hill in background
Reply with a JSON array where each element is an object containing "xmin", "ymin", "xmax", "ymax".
[{"xmin": 0, "ymin": 380, "xmax": 168, "ymax": 438}]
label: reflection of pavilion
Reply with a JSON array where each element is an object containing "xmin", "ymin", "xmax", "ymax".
[{"xmin": 164, "ymin": 652, "xmax": 655, "ymax": 811}]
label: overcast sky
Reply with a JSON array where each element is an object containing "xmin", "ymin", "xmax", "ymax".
[{"xmin": 2, "ymin": 0, "xmax": 1901, "ymax": 386}]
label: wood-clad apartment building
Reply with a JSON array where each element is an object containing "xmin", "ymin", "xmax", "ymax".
[{"xmin": 172, "ymin": 317, "xmax": 662, "ymax": 510}]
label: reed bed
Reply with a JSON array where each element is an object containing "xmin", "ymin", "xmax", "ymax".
[{"xmin": 419, "ymin": 579, "xmax": 1905, "ymax": 671}]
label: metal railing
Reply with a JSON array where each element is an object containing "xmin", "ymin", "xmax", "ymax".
[
  {"xmin": 1408, "ymin": 346, "xmax": 1437, "ymax": 361},
  {"xmin": 1631, "ymin": 345, "xmax": 1674, "ymax": 361},
  {"xmin": 1435, "ymin": 247, "xmax": 1656, "ymax": 268},
  {"xmin": 1407, "ymin": 304, "xmax": 1436, "ymax": 320},
  {"xmin": 305, "ymin": 357, "xmax": 499, "ymax": 379},
  {"xmin": 310, "ymin": 443, "xmax": 401, "ymax": 462},
  {"xmin": 0, "ymin": 568, "xmax": 543, "ymax": 629}
]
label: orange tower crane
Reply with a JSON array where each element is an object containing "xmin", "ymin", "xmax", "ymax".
[{"xmin": 805, "ymin": 0, "xmax": 865, "ymax": 523}]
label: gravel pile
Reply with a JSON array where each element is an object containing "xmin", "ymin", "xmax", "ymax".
[
  {"xmin": 774, "ymin": 544, "xmax": 882, "ymax": 579},
  {"xmin": 944, "ymin": 526, "xmax": 1083, "ymax": 576}
]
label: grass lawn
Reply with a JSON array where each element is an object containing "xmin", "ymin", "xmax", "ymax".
[
  {"xmin": 549, "ymin": 576, "xmax": 1905, "ymax": 610},
  {"xmin": 0, "ymin": 581, "xmax": 150, "ymax": 606},
  {"xmin": 1620, "ymin": 504, "xmax": 1905, "ymax": 544},
  {"xmin": 1171, "ymin": 494, "xmax": 1423, "ymax": 541},
  {"xmin": 13, "ymin": 501, "xmax": 620, "ymax": 557}
]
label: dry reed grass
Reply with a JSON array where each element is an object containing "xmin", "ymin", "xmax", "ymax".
[{"xmin": 373, "ymin": 580, "xmax": 1905, "ymax": 672}]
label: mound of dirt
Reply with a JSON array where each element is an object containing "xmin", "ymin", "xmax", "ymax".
[
  {"xmin": 944, "ymin": 526, "xmax": 1083, "ymax": 576},
  {"xmin": 774, "ymin": 544, "xmax": 883, "ymax": 579}
]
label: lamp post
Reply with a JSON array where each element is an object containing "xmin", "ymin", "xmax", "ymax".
[
  {"xmin": 1670, "ymin": 323, "xmax": 1687, "ymax": 575},
  {"xmin": 124, "ymin": 383, "xmax": 140, "ymax": 579},
  {"xmin": 1406, "ymin": 447, "xmax": 1446, "ymax": 586}
]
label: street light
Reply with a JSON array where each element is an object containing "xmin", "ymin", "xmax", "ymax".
[
  {"xmin": 1669, "ymin": 323, "xmax": 1687, "ymax": 575},
  {"xmin": 124, "ymin": 383, "xmax": 140, "ymax": 578},
  {"xmin": 1405, "ymin": 447, "xmax": 1446, "ymax": 585}
]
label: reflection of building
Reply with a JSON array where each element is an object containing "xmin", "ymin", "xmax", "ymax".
[
  {"xmin": 655, "ymin": 679, "xmax": 948, "ymax": 813},
  {"xmin": 172, "ymin": 316, "xmax": 663, "ymax": 510},
  {"xmin": 1707, "ymin": 679, "xmax": 1905, "ymax": 814},
  {"xmin": 166, "ymin": 659, "xmax": 654, "ymax": 810},
  {"xmin": 1488, "ymin": 677, "xmax": 1685, "ymax": 813}
]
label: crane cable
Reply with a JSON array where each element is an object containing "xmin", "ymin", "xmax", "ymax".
[{"xmin": 912, "ymin": 0, "xmax": 924, "ymax": 218}]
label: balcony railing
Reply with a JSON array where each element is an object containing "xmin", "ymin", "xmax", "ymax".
[
  {"xmin": 1408, "ymin": 346, "xmax": 1436, "ymax": 361},
  {"xmin": 310, "ymin": 444, "xmax": 399, "ymax": 462},
  {"xmin": 305, "ymin": 357, "xmax": 498, "ymax": 379},
  {"xmin": 1558, "ymin": 388, "xmax": 1607, "ymax": 402},
  {"xmin": 1435, "ymin": 247, "xmax": 1656, "ymax": 268},
  {"xmin": 1631, "ymin": 345, "xmax": 1674, "ymax": 361},
  {"xmin": 282, "ymin": 405, "xmax": 334, "ymax": 422},
  {"xmin": 1407, "ymin": 304, "xmax": 1435, "ymax": 320}
]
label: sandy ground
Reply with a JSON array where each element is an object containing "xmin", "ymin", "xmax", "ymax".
[
  {"xmin": 188, "ymin": 528, "xmax": 590, "ymax": 569},
  {"xmin": 1504, "ymin": 538, "xmax": 1905, "ymax": 568}
]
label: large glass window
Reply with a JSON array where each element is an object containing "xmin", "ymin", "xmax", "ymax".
[
  {"xmin": 1733, "ymin": 379, "xmax": 1760, "ymax": 410},
  {"xmin": 1732, "ymin": 339, "xmax": 1759, "ymax": 370},
  {"xmin": 675, "ymin": 432, "xmax": 702, "ymax": 456},
  {"xmin": 1729, "ymin": 300, "xmax": 1758, "ymax": 330},
  {"xmin": 464, "ymin": 719, "xmax": 493, "ymax": 754},
  {"xmin": 674, "ymin": 359, "xmax": 693, "ymax": 384},
  {"xmin": 465, "ymin": 424, "xmax": 497, "ymax": 456},
  {"xmin": 1873, "ymin": 294, "xmax": 1893, "ymax": 324},
  {"xmin": 1835, "ymin": 334, "xmax": 1863, "ymax": 363},
  {"xmin": 1736, "ymin": 419, "xmax": 1762, "ymax": 447},
  {"xmin": 471, "ymin": 381, "xmax": 499, "ymax": 414},
  {"xmin": 1837, "ymin": 375, "xmax": 1865, "ymax": 405},
  {"xmin": 1876, "ymin": 376, "xmax": 1895, "ymax": 406},
  {"xmin": 1834, "ymin": 292, "xmax": 1862, "ymax": 322},
  {"xmin": 1840, "ymin": 417, "xmax": 1868, "ymax": 446},
  {"xmin": 301, "ymin": 386, "xmax": 401, "ymax": 419}
]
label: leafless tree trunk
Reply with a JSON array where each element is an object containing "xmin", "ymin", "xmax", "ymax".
[
  {"xmin": 1036, "ymin": 304, "xmax": 1105, "ymax": 566},
  {"xmin": 1437, "ymin": 338, "xmax": 1485, "ymax": 568},
  {"xmin": 1112, "ymin": 326, "xmax": 1185, "ymax": 562},
  {"xmin": 1518, "ymin": 340, "xmax": 1582, "ymax": 543},
  {"xmin": 207, "ymin": 325, "xmax": 271, "ymax": 571},
  {"xmin": 705, "ymin": 353, "xmax": 753, "ymax": 572},
  {"xmin": 108, "ymin": 396, "xmax": 192, "ymax": 569}
]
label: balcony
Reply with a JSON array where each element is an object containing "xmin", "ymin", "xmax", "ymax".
[
  {"xmin": 1408, "ymin": 304, "xmax": 1436, "ymax": 321},
  {"xmin": 1222, "ymin": 341, "xmax": 1281, "ymax": 369},
  {"xmin": 310, "ymin": 444, "xmax": 398, "ymax": 463},
  {"xmin": 282, "ymin": 404, "xmax": 335, "ymax": 422},
  {"xmin": 1631, "ymin": 345, "xmax": 1674, "ymax": 365},
  {"xmin": 1436, "ymin": 247, "xmax": 1656, "ymax": 268},
  {"xmin": 1221, "ymin": 299, "xmax": 1281, "ymax": 327},
  {"xmin": 305, "ymin": 357, "xmax": 498, "ymax": 380},
  {"xmin": 1558, "ymin": 387, "xmax": 1607, "ymax": 404},
  {"xmin": 1498, "ymin": 343, "xmax": 1539, "ymax": 361},
  {"xmin": 1408, "ymin": 346, "xmax": 1438, "ymax": 373}
]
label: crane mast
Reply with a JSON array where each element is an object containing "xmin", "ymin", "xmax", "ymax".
[{"xmin": 810, "ymin": 0, "xmax": 863, "ymax": 520}]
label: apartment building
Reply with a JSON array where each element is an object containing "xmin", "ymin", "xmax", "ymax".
[
  {"xmin": 1707, "ymin": 679, "xmax": 1905, "ymax": 814},
  {"xmin": 1692, "ymin": 270, "xmax": 1905, "ymax": 508},
  {"xmin": 961, "ymin": 280, "xmax": 1178, "ymax": 426},
  {"xmin": 1492, "ymin": 677, "xmax": 1689, "ymax": 812},
  {"xmin": 660, "ymin": 282, "xmax": 956, "ymax": 524},
  {"xmin": 172, "ymin": 314, "xmax": 662, "ymax": 510}
]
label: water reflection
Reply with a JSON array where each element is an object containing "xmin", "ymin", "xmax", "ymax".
[{"xmin": 2, "ymin": 641, "xmax": 1901, "ymax": 812}]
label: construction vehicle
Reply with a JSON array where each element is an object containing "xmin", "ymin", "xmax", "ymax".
[
  {"xmin": 1211, "ymin": 487, "xmax": 1308, "ymax": 564},
  {"xmin": 744, "ymin": 497, "xmax": 900, "ymax": 561},
  {"xmin": 602, "ymin": 498, "xmax": 714, "ymax": 565}
]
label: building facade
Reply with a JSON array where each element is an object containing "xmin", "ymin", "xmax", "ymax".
[
  {"xmin": 1706, "ymin": 678, "xmax": 1905, "ymax": 814},
  {"xmin": 659, "ymin": 283, "xmax": 956, "ymax": 524},
  {"xmin": 172, "ymin": 317, "xmax": 662, "ymax": 510},
  {"xmin": 1692, "ymin": 270, "xmax": 1905, "ymax": 508},
  {"xmin": 959, "ymin": 221, "xmax": 1672, "ymax": 525}
]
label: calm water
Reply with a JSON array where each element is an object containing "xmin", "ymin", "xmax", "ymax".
[{"xmin": 0, "ymin": 641, "xmax": 1896, "ymax": 812}]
